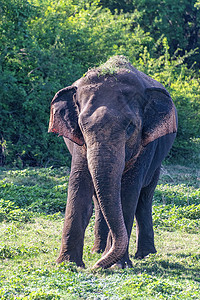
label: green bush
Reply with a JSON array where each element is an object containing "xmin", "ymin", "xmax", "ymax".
[
  {"xmin": 154, "ymin": 184, "xmax": 200, "ymax": 206},
  {"xmin": 0, "ymin": 182, "xmax": 67, "ymax": 213},
  {"xmin": 0, "ymin": 243, "xmax": 49, "ymax": 259},
  {"xmin": 0, "ymin": 167, "xmax": 69, "ymax": 214},
  {"xmin": 100, "ymin": 0, "xmax": 200, "ymax": 68},
  {"xmin": 0, "ymin": 199, "xmax": 33, "ymax": 222},
  {"xmin": 153, "ymin": 204, "xmax": 200, "ymax": 233}
]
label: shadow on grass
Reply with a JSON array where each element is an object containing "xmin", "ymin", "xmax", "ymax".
[
  {"xmin": 90, "ymin": 253, "xmax": 200, "ymax": 284},
  {"xmin": 118, "ymin": 254, "xmax": 200, "ymax": 283}
]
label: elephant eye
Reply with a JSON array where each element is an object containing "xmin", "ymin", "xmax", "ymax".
[{"xmin": 126, "ymin": 122, "xmax": 136, "ymax": 138}]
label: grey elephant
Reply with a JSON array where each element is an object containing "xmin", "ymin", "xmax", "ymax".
[{"xmin": 48, "ymin": 56, "xmax": 177, "ymax": 269}]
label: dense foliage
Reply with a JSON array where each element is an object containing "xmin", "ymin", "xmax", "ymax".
[
  {"xmin": 0, "ymin": 0, "xmax": 200, "ymax": 167},
  {"xmin": 100, "ymin": 0, "xmax": 200, "ymax": 65}
]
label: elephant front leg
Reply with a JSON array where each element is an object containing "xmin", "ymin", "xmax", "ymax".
[
  {"xmin": 57, "ymin": 160, "xmax": 94, "ymax": 267},
  {"xmin": 92, "ymin": 193, "xmax": 109, "ymax": 254},
  {"xmin": 134, "ymin": 168, "xmax": 160, "ymax": 259}
]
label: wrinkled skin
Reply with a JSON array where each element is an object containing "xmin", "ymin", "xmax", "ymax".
[{"xmin": 48, "ymin": 65, "xmax": 177, "ymax": 269}]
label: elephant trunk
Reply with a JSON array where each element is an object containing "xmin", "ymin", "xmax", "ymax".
[{"xmin": 87, "ymin": 141, "xmax": 128, "ymax": 269}]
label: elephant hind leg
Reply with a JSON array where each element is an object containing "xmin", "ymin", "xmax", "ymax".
[
  {"xmin": 134, "ymin": 167, "xmax": 161, "ymax": 259},
  {"xmin": 91, "ymin": 193, "xmax": 109, "ymax": 254}
]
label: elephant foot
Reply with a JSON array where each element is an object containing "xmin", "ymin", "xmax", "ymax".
[
  {"xmin": 111, "ymin": 258, "xmax": 133, "ymax": 269},
  {"xmin": 134, "ymin": 248, "xmax": 157, "ymax": 259},
  {"xmin": 56, "ymin": 253, "xmax": 85, "ymax": 268},
  {"xmin": 110, "ymin": 251, "xmax": 133, "ymax": 269}
]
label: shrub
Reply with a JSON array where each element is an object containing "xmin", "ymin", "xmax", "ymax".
[
  {"xmin": 0, "ymin": 199, "xmax": 33, "ymax": 223},
  {"xmin": 153, "ymin": 204, "xmax": 200, "ymax": 233}
]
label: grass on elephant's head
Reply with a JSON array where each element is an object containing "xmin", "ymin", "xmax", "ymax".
[
  {"xmin": 88, "ymin": 55, "xmax": 133, "ymax": 76},
  {"xmin": 0, "ymin": 165, "xmax": 199, "ymax": 299}
]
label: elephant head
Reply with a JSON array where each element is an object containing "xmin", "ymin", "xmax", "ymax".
[{"xmin": 48, "ymin": 57, "xmax": 177, "ymax": 269}]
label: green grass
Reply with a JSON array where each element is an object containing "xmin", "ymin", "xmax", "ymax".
[
  {"xmin": 91, "ymin": 55, "xmax": 133, "ymax": 76},
  {"xmin": 0, "ymin": 165, "xmax": 199, "ymax": 299}
]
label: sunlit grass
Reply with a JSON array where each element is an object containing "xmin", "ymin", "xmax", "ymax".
[{"xmin": 0, "ymin": 165, "xmax": 199, "ymax": 299}]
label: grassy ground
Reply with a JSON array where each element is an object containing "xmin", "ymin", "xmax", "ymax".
[{"xmin": 0, "ymin": 165, "xmax": 199, "ymax": 299}]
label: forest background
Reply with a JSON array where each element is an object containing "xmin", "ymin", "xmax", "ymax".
[{"xmin": 0, "ymin": 0, "xmax": 200, "ymax": 168}]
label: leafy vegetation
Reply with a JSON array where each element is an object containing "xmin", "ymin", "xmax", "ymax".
[
  {"xmin": 0, "ymin": 165, "xmax": 199, "ymax": 299},
  {"xmin": 100, "ymin": 0, "xmax": 200, "ymax": 65},
  {"xmin": 0, "ymin": 0, "xmax": 200, "ymax": 167}
]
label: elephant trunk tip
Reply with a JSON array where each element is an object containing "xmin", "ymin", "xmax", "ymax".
[{"xmin": 92, "ymin": 234, "xmax": 128, "ymax": 269}]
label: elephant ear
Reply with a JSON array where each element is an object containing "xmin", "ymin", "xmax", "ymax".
[
  {"xmin": 142, "ymin": 88, "xmax": 177, "ymax": 147},
  {"xmin": 48, "ymin": 86, "xmax": 84, "ymax": 146}
]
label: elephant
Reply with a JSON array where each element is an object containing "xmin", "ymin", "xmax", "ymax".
[{"xmin": 48, "ymin": 56, "xmax": 177, "ymax": 269}]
